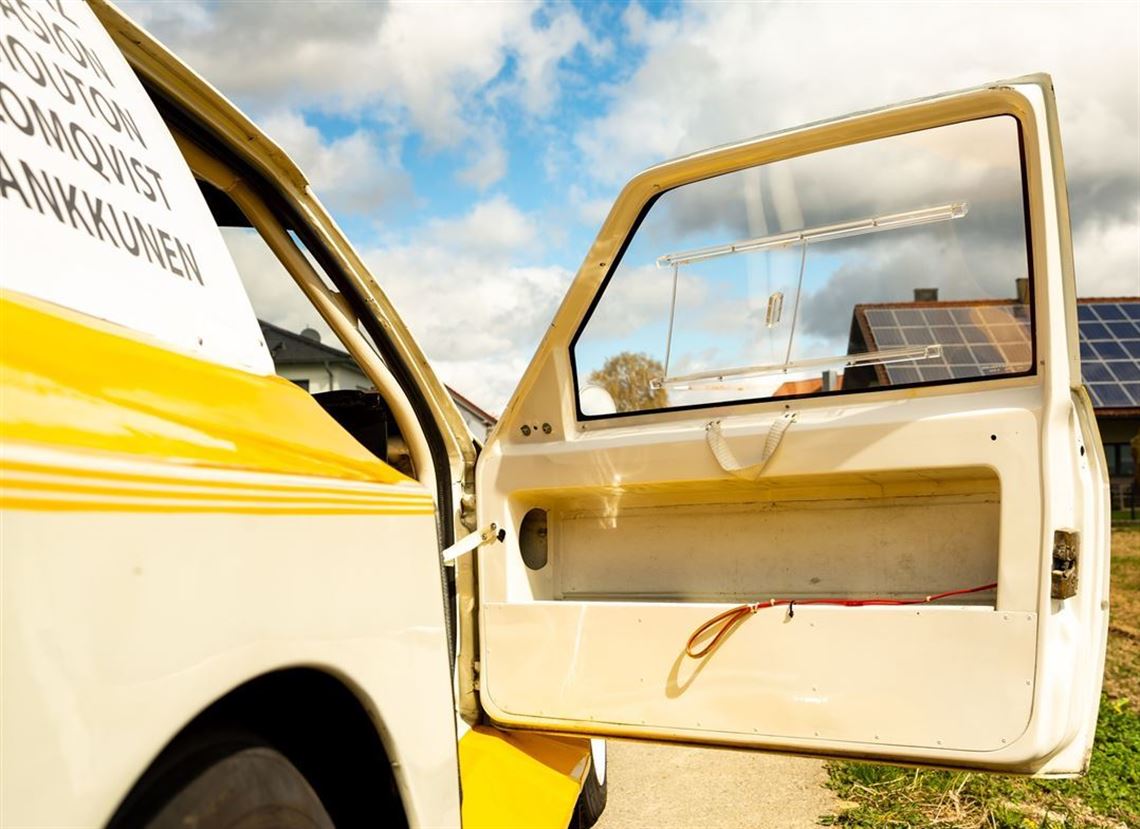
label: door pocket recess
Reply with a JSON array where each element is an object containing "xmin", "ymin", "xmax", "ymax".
[{"xmin": 545, "ymin": 470, "xmax": 1000, "ymax": 605}]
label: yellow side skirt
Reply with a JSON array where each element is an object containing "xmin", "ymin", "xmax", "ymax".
[{"xmin": 459, "ymin": 727, "xmax": 591, "ymax": 829}]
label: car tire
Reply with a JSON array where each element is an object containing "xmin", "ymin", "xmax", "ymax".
[
  {"xmin": 142, "ymin": 746, "xmax": 335, "ymax": 829},
  {"xmin": 572, "ymin": 739, "xmax": 608, "ymax": 829}
]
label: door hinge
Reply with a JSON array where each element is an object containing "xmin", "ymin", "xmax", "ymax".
[{"xmin": 1051, "ymin": 530, "xmax": 1079, "ymax": 600}]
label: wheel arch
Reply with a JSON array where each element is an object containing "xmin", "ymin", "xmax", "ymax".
[{"xmin": 105, "ymin": 666, "xmax": 408, "ymax": 828}]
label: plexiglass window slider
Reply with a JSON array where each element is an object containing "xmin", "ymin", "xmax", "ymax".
[
  {"xmin": 650, "ymin": 344, "xmax": 943, "ymax": 390},
  {"xmin": 656, "ymin": 202, "xmax": 968, "ymax": 268}
]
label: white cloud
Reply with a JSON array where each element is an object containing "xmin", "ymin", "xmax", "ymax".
[
  {"xmin": 258, "ymin": 112, "xmax": 409, "ymax": 215},
  {"xmin": 121, "ymin": 0, "xmax": 600, "ymax": 150},
  {"xmin": 569, "ymin": 184, "xmax": 614, "ymax": 228},
  {"xmin": 361, "ymin": 196, "xmax": 571, "ymax": 411},
  {"xmin": 508, "ymin": 6, "xmax": 609, "ymax": 115},
  {"xmin": 584, "ymin": 263, "xmax": 707, "ymax": 341},
  {"xmin": 1073, "ymin": 218, "xmax": 1140, "ymax": 297},
  {"xmin": 423, "ymin": 195, "xmax": 539, "ymax": 259},
  {"xmin": 575, "ymin": 2, "xmax": 1140, "ymax": 296},
  {"xmin": 220, "ymin": 228, "xmax": 337, "ymax": 344},
  {"xmin": 457, "ymin": 135, "xmax": 510, "ymax": 190}
]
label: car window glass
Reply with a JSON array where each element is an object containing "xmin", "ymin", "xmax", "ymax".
[{"xmin": 572, "ymin": 116, "xmax": 1031, "ymax": 416}]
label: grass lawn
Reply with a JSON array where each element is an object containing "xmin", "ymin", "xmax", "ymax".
[{"xmin": 822, "ymin": 527, "xmax": 1140, "ymax": 828}]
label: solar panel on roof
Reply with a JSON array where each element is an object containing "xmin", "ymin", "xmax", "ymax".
[
  {"xmin": 857, "ymin": 298, "xmax": 1140, "ymax": 409},
  {"xmin": 893, "ymin": 310, "xmax": 924, "ymax": 325},
  {"xmin": 1082, "ymin": 322, "xmax": 1111, "ymax": 340},
  {"xmin": 1094, "ymin": 341, "xmax": 1128, "ymax": 360},
  {"xmin": 1090, "ymin": 383, "xmax": 1132, "ymax": 407},
  {"xmin": 874, "ymin": 327, "xmax": 904, "ymax": 346},
  {"xmin": 1113, "ymin": 361, "xmax": 1140, "ymax": 382},
  {"xmin": 868, "ymin": 301, "xmax": 1033, "ymax": 386},
  {"xmin": 1076, "ymin": 301, "xmax": 1140, "ymax": 408},
  {"xmin": 1107, "ymin": 321, "xmax": 1135, "ymax": 339},
  {"xmin": 943, "ymin": 345, "xmax": 973, "ymax": 364},
  {"xmin": 969, "ymin": 344, "xmax": 1004, "ymax": 364},
  {"xmin": 932, "ymin": 325, "xmax": 964, "ymax": 343},
  {"xmin": 902, "ymin": 327, "xmax": 935, "ymax": 345},
  {"xmin": 1085, "ymin": 362, "xmax": 1116, "ymax": 383}
]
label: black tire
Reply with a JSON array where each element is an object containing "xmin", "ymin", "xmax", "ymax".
[
  {"xmin": 143, "ymin": 746, "xmax": 334, "ymax": 829},
  {"xmin": 572, "ymin": 739, "xmax": 608, "ymax": 829}
]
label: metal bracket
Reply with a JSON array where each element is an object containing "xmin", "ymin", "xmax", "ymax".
[
  {"xmin": 1051, "ymin": 529, "xmax": 1079, "ymax": 600},
  {"xmin": 442, "ymin": 522, "xmax": 505, "ymax": 566}
]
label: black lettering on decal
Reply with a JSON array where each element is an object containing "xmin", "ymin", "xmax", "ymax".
[
  {"xmin": 0, "ymin": 149, "xmax": 32, "ymax": 208},
  {"xmin": 20, "ymin": 156, "xmax": 61, "ymax": 220}
]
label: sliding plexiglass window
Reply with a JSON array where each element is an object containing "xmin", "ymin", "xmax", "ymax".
[{"xmin": 572, "ymin": 116, "xmax": 1032, "ymax": 416}]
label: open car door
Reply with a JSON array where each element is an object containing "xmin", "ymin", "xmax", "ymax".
[{"xmin": 474, "ymin": 75, "xmax": 1109, "ymax": 775}]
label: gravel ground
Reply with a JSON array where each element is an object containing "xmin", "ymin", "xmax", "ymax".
[{"xmin": 593, "ymin": 740, "xmax": 840, "ymax": 829}]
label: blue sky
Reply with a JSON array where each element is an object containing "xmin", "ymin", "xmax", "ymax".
[{"xmin": 124, "ymin": 0, "xmax": 1139, "ymax": 412}]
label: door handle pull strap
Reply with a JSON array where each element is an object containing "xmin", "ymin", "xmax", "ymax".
[{"xmin": 705, "ymin": 412, "xmax": 796, "ymax": 481}]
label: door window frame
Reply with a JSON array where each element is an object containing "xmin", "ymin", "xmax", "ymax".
[
  {"xmin": 569, "ymin": 113, "xmax": 1039, "ymax": 422},
  {"xmin": 564, "ymin": 91, "xmax": 1050, "ymax": 426}
]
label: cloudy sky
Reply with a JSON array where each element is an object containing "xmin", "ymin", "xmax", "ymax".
[{"xmin": 122, "ymin": 1, "xmax": 1139, "ymax": 413}]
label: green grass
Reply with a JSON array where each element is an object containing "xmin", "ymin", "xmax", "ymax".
[
  {"xmin": 822, "ymin": 697, "xmax": 1138, "ymax": 828},
  {"xmin": 822, "ymin": 529, "xmax": 1140, "ymax": 828}
]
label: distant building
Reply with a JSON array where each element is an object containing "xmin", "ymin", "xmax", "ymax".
[
  {"xmin": 260, "ymin": 320, "xmax": 373, "ymax": 394},
  {"xmin": 259, "ymin": 321, "xmax": 498, "ymax": 440},
  {"xmin": 448, "ymin": 387, "xmax": 497, "ymax": 440}
]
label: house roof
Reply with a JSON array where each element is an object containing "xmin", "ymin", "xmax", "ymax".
[
  {"xmin": 447, "ymin": 387, "xmax": 497, "ymax": 426},
  {"xmin": 258, "ymin": 320, "xmax": 498, "ymax": 424},
  {"xmin": 259, "ymin": 320, "xmax": 357, "ymax": 366},
  {"xmin": 845, "ymin": 297, "xmax": 1139, "ymax": 415},
  {"xmin": 773, "ymin": 376, "xmax": 844, "ymax": 397}
]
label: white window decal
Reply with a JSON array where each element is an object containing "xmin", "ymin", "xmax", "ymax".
[{"xmin": 0, "ymin": 0, "xmax": 272, "ymax": 374}]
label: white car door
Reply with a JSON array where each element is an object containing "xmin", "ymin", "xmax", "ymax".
[{"xmin": 474, "ymin": 75, "xmax": 1108, "ymax": 775}]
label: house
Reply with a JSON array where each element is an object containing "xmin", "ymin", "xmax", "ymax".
[
  {"xmin": 259, "ymin": 321, "xmax": 498, "ymax": 440},
  {"xmin": 447, "ymin": 387, "xmax": 498, "ymax": 441},
  {"xmin": 260, "ymin": 319, "xmax": 374, "ymax": 394}
]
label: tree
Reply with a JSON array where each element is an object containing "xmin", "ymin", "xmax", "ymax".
[{"xmin": 588, "ymin": 352, "xmax": 668, "ymax": 413}]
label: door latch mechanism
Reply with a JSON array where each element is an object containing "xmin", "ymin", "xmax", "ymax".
[
  {"xmin": 442, "ymin": 523, "xmax": 505, "ymax": 566},
  {"xmin": 1051, "ymin": 529, "xmax": 1079, "ymax": 599}
]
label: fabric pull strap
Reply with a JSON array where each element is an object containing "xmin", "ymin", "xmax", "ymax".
[{"xmin": 705, "ymin": 412, "xmax": 796, "ymax": 481}]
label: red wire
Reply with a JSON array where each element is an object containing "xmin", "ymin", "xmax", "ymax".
[{"xmin": 684, "ymin": 582, "xmax": 998, "ymax": 659}]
